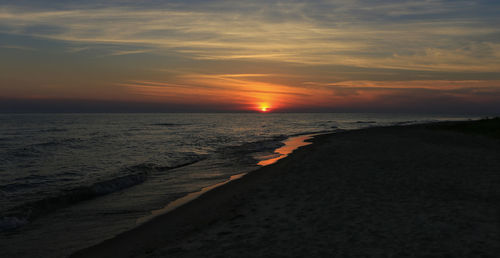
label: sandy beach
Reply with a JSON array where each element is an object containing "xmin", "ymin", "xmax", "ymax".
[{"xmin": 72, "ymin": 120, "xmax": 500, "ymax": 257}]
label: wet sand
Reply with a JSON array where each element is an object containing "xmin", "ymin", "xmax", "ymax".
[{"xmin": 72, "ymin": 121, "xmax": 500, "ymax": 257}]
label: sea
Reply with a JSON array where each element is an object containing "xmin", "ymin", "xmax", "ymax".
[{"xmin": 0, "ymin": 113, "xmax": 476, "ymax": 257}]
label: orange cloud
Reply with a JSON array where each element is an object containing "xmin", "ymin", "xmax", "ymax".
[
  {"xmin": 117, "ymin": 77, "xmax": 500, "ymax": 111},
  {"xmin": 118, "ymin": 74, "xmax": 334, "ymax": 111}
]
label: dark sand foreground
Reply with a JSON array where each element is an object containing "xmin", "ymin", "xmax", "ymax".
[{"xmin": 72, "ymin": 120, "xmax": 500, "ymax": 257}]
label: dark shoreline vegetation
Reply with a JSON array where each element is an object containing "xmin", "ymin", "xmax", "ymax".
[
  {"xmin": 426, "ymin": 117, "xmax": 500, "ymax": 139},
  {"xmin": 71, "ymin": 118, "xmax": 500, "ymax": 257}
]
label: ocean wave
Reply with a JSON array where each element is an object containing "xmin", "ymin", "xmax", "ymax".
[
  {"xmin": 33, "ymin": 138, "xmax": 84, "ymax": 148},
  {"xmin": 289, "ymin": 130, "xmax": 337, "ymax": 137},
  {"xmin": 0, "ymin": 181, "xmax": 47, "ymax": 192},
  {"xmin": 0, "ymin": 157, "xmax": 206, "ymax": 231},
  {"xmin": 213, "ymin": 136, "xmax": 288, "ymax": 167},
  {"xmin": 218, "ymin": 135, "xmax": 287, "ymax": 156},
  {"xmin": 151, "ymin": 123, "xmax": 190, "ymax": 127},
  {"xmin": 9, "ymin": 138, "xmax": 85, "ymax": 158},
  {"xmin": 11, "ymin": 147, "xmax": 42, "ymax": 158},
  {"xmin": 394, "ymin": 120, "xmax": 420, "ymax": 126},
  {"xmin": 0, "ymin": 216, "xmax": 28, "ymax": 231},
  {"xmin": 38, "ymin": 128, "xmax": 68, "ymax": 133},
  {"xmin": 355, "ymin": 121, "xmax": 377, "ymax": 124}
]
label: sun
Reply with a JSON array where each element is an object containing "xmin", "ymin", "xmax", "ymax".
[{"xmin": 258, "ymin": 104, "xmax": 271, "ymax": 112}]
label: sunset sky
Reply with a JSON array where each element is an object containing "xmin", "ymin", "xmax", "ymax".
[{"xmin": 1, "ymin": 0, "xmax": 499, "ymax": 113}]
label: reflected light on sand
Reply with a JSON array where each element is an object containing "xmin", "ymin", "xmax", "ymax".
[
  {"xmin": 258, "ymin": 134, "xmax": 315, "ymax": 166},
  {"xmin": 136, "ymin": 134, "xmax": 318, "ymax": 225}
]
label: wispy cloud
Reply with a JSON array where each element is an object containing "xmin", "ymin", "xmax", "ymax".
[
  {"xmin": 117, "ymin": 72, "xmax": 500, "ymax": 110},
  {"xmin": 324, "ymin": 80, "xmax": 500, "ymax": 90},
  {"xmin": 108, "ymin": 49, "xmax": 151, "ymax": 56},
  {"xmin": 65, "ymin": 46, "xmax": 90, "ymax": 53},
  {"xmin": 116, "ymin": 72, "xmax": 324, "ymax": 109},
  {"xmin": 1, "ymin": 1, "xmax": 499, "ymax": 72},
  {"xmin": 0, "ymin": 44, "xmax": 35, "ymax": 51}
]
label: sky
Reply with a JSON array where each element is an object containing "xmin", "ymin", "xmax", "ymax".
[{"xmin": 1, "ymin": 0, "xmax": 500, "ymax": 113}]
